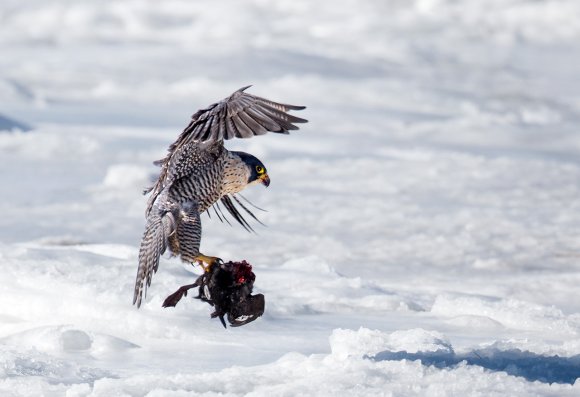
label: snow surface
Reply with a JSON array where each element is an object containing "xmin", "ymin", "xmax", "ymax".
[
  {"xmin": 0, "ymin": 113, "xmax": 30, "ymax": 133},
  {"xmin": 2, "ymin": 0, "xmax": 580, "ymax": 395}
]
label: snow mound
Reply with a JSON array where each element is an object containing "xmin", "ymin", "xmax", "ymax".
[
  {"xmin": 431, "ymin": 294, "xmax": 579, "ymax": 335},
  {"xmin": 331, "ymin": 328, "xmax": 580, "ymax": 386},
  {"xmin": 329, "ymin": 327, "xmax": 453, "ymax": 360},
  {"xmin": 445, "ymin": 314, "xmax": 505, "ymax": 330},
  {"xmin": 0, "ymin": 325, "xmax": 139, "ymax": 356},
  {"xmin": 0, "ymin": 345, "xmax": 113, "ymax": 388}
]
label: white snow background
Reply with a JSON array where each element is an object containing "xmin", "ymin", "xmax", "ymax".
[{"xmin": 2, "ymin": 0, "xmax": 580, "ymax": 395}]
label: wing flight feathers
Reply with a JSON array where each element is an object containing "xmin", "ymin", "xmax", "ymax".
[{"xmin": 180, "ymin": 86, "xmax": 307, "ymax": 144}]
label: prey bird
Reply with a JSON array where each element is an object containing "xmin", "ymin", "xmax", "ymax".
[{"xmin": 133, "ymin": 86, "xmax": 307, "ymax": 307}]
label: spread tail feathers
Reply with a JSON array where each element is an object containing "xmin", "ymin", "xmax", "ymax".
[{"xmin": 133, "ymin": 210, "xmax": 176, "ymax": 308}]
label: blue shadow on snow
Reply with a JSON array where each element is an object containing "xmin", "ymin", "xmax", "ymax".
[{"xmin": 372, "ymin": 348, "xmax": 580, "ymax": 385}]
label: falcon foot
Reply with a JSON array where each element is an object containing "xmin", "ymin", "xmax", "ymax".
[
  {"xmin": 163, "ymin": 260, "xmax": 265, "ymax": 328},
  {"xmin": 194, "ymin": 254, "xmax": 223, "ymax": 273}
]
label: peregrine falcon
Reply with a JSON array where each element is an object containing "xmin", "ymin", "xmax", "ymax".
[{"xmin": 133, "ymin": 86, "xmax": 307, "ymax": 307}]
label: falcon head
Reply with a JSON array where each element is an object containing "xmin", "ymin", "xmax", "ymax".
[{"xmin": 232, "ymin": 151, "xmax": 270, "ymax": 188}]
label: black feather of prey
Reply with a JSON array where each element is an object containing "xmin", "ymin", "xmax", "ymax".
[
  {"xmin": 206, "ymin": 194, "xmax": 266, "ymax": 233},
  {"xmin": 238, "ymin": 193, "xmax": 267, "ymax": 212},
  {"xmin": 215, "ymin": 201, "xmax": 232, "ymax": 226},
  {"xmin": 232, "ymin": 195, "xmax": 266, "ymax": 227},
  {"xmin": 221, "ymin": 195, "xmax": 255, "ymax": 232}
]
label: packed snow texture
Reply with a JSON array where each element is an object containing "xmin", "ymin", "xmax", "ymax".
[{"xmin": 2, "ymin": 0, "xmax": 580, "ymax": 395}]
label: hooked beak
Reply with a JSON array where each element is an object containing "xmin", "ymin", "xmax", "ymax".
[{"xmin": 260, "ymin": 173, "xmax": 270, "ymax": 187}]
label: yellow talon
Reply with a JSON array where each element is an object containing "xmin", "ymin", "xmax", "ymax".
[{"xmin": 194, "ymin": 254, "xmax": 222, "ymax": 273}]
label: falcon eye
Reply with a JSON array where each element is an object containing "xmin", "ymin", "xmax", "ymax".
[{"xmin": 256, "ymin": 165, "xmax": 264, "ymax": 174}]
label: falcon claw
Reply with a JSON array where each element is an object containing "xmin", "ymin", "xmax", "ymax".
[{"xmin": 194, "ymin": 254, "xmax": 223, "ymax": 273}]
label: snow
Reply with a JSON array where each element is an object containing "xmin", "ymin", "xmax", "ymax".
[
  {"xmin": 0, "ymin": 114, "xmax": 31, "ymax": 133},
  {"xmin": 2, "ymin": 0, "xmax": 580, "ymax": 395}
]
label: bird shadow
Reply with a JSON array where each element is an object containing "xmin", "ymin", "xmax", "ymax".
[{"xmin": 371, "ymin": 348, "xmax": 580, "ymax": 385}]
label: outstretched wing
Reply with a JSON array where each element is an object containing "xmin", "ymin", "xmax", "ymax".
[{"xmin": 179, "ymin": 85, "xmax": 307, "ymax": 144}]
